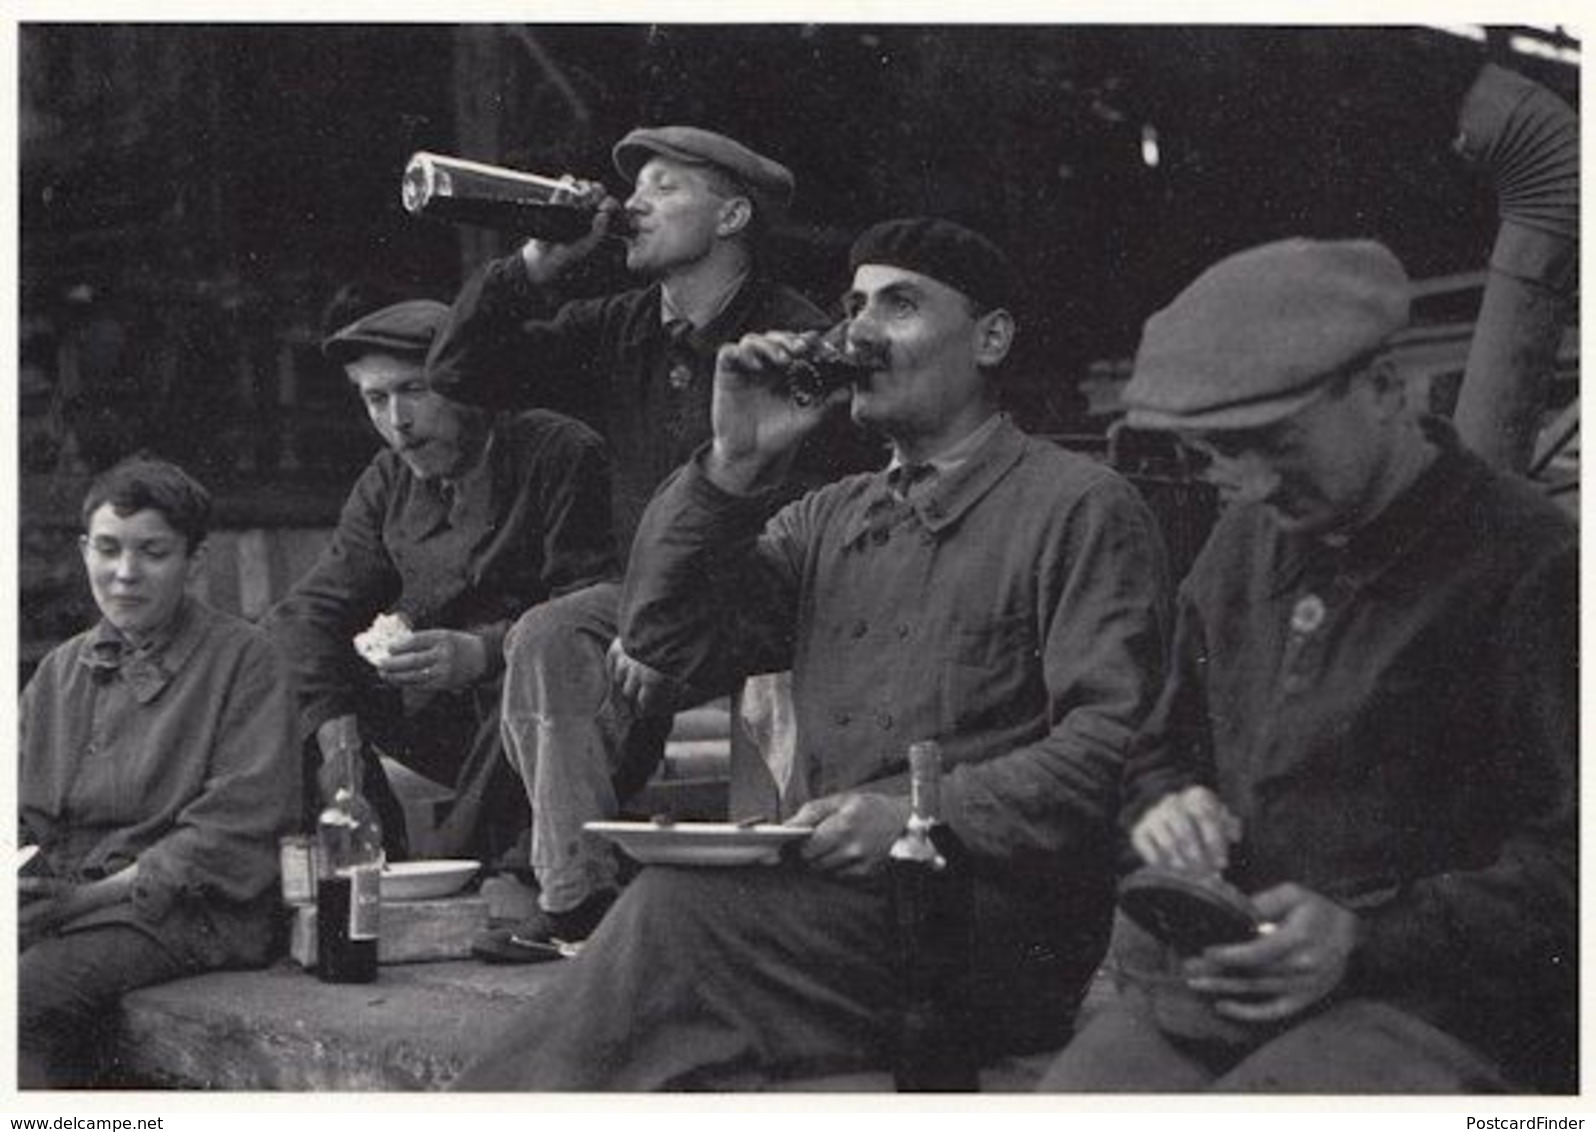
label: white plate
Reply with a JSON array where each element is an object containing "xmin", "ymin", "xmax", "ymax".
[
  {"xmin": 379, "ymin": 859, "xmax": 480, "ymax": 901},
  {"xmin": 585, "ymin": 821, "xmax": 811, "ymax": 867}
]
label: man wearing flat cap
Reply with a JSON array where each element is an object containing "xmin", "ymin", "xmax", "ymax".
[
  {"xmin": 428, "ymin": 125, "xmax": 879, "ymax": 956},
  {"xmin": 266, "ymin": 299, "xmax": 617, "ymax": 863},
  {"xmin": 451, "ymin": 217, "xmax": 1170, "ymax": 1089},
  {"xmin": 1039, "ymin": 238, "xmax": 1576, "ymax": 1093}
]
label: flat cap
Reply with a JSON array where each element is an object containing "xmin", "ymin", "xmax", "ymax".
[
  {"xmin": 322, "ymin": 299, "xmax": 450, "ymax": 366},
  {"xmin": 613, "ymin": 126, "xmax": 795, "ymax": 221},
  {"xmin": 1124, "ymin": 238, "xmax": 1410, "ymax": 431},
  {"xmin": 849, "ymin": 217, "xmax": 1016, "ymax": 312}
]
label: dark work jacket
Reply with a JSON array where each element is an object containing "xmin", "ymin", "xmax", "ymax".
[
  {"xmin": 622, "ymin": 419, "xmax": 1173, "ymax": 1052},
  {"xmin": 426, "ymin": 256, "xmax": 885, "ymax": 551},
  {"xmin": 1121, "ymin": 420, "xmax": 1578, "ymax": 1092},
  {"xmin": 265, "ymin": 409, "xmax": 617, "ymax": 740}
]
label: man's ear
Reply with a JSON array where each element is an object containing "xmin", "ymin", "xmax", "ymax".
[
  {"xmin": 717, "ymin": 196, "xmax": 753, "ymax": 238},
  {"xmin": 973, "ymin": 308, "xmax": 1016, "ymax": 369}
]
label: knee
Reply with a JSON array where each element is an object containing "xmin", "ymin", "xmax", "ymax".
[
  {"xmin": 596, "ymin": 867, "xmax": 752, "ymax": 951},
  {"xmin": 505, "ymin": 586, "xmax": 615, "ymax": 669},
  {"xmin": 505, "ymin": 604, "xmax": 575, "ymax": 666}
]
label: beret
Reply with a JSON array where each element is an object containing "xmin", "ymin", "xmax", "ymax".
[
  {"xmin": 613, "ymin": 126, "xmax": 795, "ymax": 221},
  {"xmin": 322, "ymin": 299, "xmax": 450, "ymax": 366},
  {"xmin": 1124, "ymin": 238, "xmax": 1410, "ymax": 431},
  {"xmin": 848, "ymin": 217, "xmax": 1016, "ymax": 312}
]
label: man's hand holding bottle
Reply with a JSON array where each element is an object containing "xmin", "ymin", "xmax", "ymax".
[{"xmin": 519, "ymin": 177, "xmax": 627, "ymax": 286}]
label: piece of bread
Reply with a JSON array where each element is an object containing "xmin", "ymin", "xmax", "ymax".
[{"xmin": 354, "ymin": 612, "xmax": 413, "ymax": 665}]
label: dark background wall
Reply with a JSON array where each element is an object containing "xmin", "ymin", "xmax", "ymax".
[
  {"xmin": 19, "ymin": 23, "xmax": 1579, "ymax": 493},
  {"xmin": 14, "ymin": 23, "xmax": 1580, "ymax": 679}
]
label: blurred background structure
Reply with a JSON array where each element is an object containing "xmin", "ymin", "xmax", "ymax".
[{"xmin": 16, "ymin": 23, "xmax": 1581, "ymax": 671}]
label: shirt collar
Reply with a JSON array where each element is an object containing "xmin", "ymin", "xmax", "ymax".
[
  {"xmin": 843, "ymin": 415, "xmax": 1028, "ymax": 549},
  {"xmin": 77, "ymin": 595, "xmax": 209, "ymax": 703},
  {"xmin": 885, "ymin": 411, "xmax": 1006, "ymax": 480},
  {"xmin": 629, "ymin": 273, "xmax": 770, "ymax": 358},
  {"xmin": 437, "ymin": 426, "xmax": 496, "ymax": 527},
  {"xmin": 1271, "ymin": 417, "xmax": 1478, "ymax": 597},
  {"xmin": 660, "ymin": 267, "xmax": 752, "ymax": 331}
]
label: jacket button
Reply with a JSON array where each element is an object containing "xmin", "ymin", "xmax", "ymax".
[
  {"xmin": 833, "ymin": 710, "xmax": 851, "ymax": 726},
  {"xmin": 878, "ymin": 712, "xmax": 894, "ymax": 730},
  {"xmin": 850, "ymin": 620, "xmax": 868, "ymax": 639}
]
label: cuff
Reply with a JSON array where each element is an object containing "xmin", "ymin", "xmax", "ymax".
[
  {"xmin": 1342, "ymin": 897, "xmax": 1422, "ymax": 996},
  {"xmin": 684, "ymin": 444, "xmax": 792, "ymax": 512},
  {"xmin": 472, "ymin": 623, "xmax": 510, "ymax": 679}
]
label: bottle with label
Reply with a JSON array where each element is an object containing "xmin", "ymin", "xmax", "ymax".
[
  {"xmin": 888, "ymin": 740, "xmax": 978, "ymax": 1091},
  {"xmin": 401, "ymin": 151, "xmax": 630, "ymax": 242},
  {"xmin": 315, "ymin": 749, "xmax": 384, "ymax": 984}
]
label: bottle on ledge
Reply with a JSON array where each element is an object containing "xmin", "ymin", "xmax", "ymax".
[
  {"xmin": 888, "ymin": 739, "xmax": 978, "ymax": 1092},
  {"xmin": 400, "ymin": 151, "xmax": 631, "ymax": 242},
  {"xmin": 315, "ymin": 738, "xmax": 383, "ymax": 984}
]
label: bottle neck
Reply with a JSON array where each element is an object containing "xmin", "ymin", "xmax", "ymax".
[
  {"xmin": 894, "ymin": 742, "xmax": 945, "ymax": 866},
  {"xmin": 906, "ymin": 742, "xmax": 942, "ymax": 825}
]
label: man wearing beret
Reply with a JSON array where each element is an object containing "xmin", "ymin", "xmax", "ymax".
[
  {"xmin": 428, "ymin": 126, "xmax": 879, "ymax": 955},
  {"xmin": 451, "ymin": 217, "xmax": 1171, "ymax": 1089},
  {"xmin": 266, "ymin": 300, "xmax": 617, "ymax": 863},
  {"xmin": 1039, "ymin": 239, "xmax": 1577, "ymax": 1093}
]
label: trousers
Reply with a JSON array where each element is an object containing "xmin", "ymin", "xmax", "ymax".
[
  {"xmin": 303, "ymin": 676, "xmax": 524, "ymax": 866},
  {"xmin": 18, "ymin": 923, "xmax": 201, "ymax": 1088},
  {"xmin": 452, "ymin": 863, "xmax": 901, "ymax": 1090},
  {"xmin": 1038, "ymin": 990, "xmax": 1510, "ymax": 1093},
  {"xmin": 501, "ymin": 582, "xmax": 670, "ymax": 913}
]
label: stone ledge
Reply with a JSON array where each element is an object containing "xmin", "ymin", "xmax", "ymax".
[
  {"xmin": 114, "ymin": 958, "xmax": 1093, "ymax": 1092},
  {"xmin": 116, "ymin": 960, "xmax": 561, "ymax": 1091}
]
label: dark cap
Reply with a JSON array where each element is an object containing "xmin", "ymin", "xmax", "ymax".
[
  {"xmin": 848, "ymin": 217, "xmax": 1016, "ymax": 312},
  {"xmin": 321, "ymin": 299, "xmax": 451, "ymax": 366},
  {"xmin": 1124, "ymin": 238, "xmax": 1410, "ymax": 431},
  {"xmin": 612, "ymin": 125, "xmax": 795, "ymax": 221}
]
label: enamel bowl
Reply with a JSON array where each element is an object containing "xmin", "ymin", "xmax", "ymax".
[{"xmin": 378, "ymin": 859, "xmax": 480, "ymax": 901}]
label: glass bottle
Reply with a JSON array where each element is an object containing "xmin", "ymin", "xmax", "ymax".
[
  {"xmin": 400, "ymin": 151, "xmax": 629, "ymax": 242},
  {"xmin": 315, "ymin": 741, "xmax": 383, "ymax": 984},
  {"xmin": 888, "ymin": 740, "xmax": 978, "ymax": 1091}
]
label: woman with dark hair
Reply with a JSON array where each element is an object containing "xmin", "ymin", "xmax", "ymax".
[{"xmin": 18, "ymin": 456, "xmax": 299, "ymax": 1088}]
